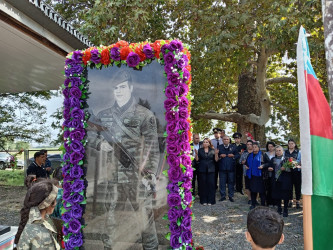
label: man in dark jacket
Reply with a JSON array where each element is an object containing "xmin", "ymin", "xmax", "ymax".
[
  {"xmin": 216, "ymin": 135, "xmax": 239, "ymax": 202},
  {"xmin": 232, "ymin": 133, "xmax": 246, "ymax": 195},
  {"xmin": 26, "ymin": 151, "xmax": 47, "ymax": 178},
  {"xmin": 191, "ymin": 133, "xmax": 202, "ymax": 196}
]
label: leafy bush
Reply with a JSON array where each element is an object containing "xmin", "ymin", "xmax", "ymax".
[{"xmin": 0, "ymin": 170, "xmax": 24, "ymax": 186}]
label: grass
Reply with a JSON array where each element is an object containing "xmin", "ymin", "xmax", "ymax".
[{"xmin": 0, "ymin": 170, "xmax": 24, "ymax": 186}]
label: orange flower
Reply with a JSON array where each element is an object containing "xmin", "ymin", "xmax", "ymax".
[
  {"xmin": 135, "ymin": 44, "xmax": 146, "ymax": 61},
  {"xmin": 185, "ymin": 65, "xmax": 191, "ymax": 72},
  {"xmin": 120, "ymin": 46, "xmax": 131, "ymax": 60},
  {"xmin": 82, "ymin": 50, "xmax": 91, "ymax": 65},
  {"xmin": 153, "ymin": 40, "xmax": 161, "ymax": 59},
  {"xmin": 116, "ymin": 40, "xmax": 129, "ymax": 47},
  {"xmin": 100, "ymin": 48, "xmax": 110, "ymax": 65}
]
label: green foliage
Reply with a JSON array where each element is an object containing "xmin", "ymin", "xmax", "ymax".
[
  {"xmin": 0, "ymin": 170, "xmax": 24, "ymax": 186},
  {"xmin": 0, "ymin": 91, "xmax": 53, "ymax": 149}
]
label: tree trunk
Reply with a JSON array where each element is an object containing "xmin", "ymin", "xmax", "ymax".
[
  {"xmin": 237, "ymin": 73, "xmax": 266, "ymax": 144},
  {"xmin": 322, "ymin": 0, "xmax": 333, "ymax": 130}
]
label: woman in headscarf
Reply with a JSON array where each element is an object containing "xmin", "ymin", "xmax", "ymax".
[{"xmin": 14, "ymin": 180, "xmax": 60, "ymax": 249}]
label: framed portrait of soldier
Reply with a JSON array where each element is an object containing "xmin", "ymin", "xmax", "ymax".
[{"xmin": 83, "ymin": 62, "xmax": 168, "ymax": 249}]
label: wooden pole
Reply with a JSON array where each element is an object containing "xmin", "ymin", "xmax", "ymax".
[{"xmin": 303, "ymin": 195, "xmax": 313, "ymax": 250}]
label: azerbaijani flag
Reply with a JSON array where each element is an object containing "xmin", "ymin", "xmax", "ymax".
[{"xmin": 297, "ymin": 26, "xmax": 333, "ymax": 250}]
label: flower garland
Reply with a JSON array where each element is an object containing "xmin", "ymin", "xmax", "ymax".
[{"xmin": 61, "ymin": 39, "xmax": 192, "ymax": 249}]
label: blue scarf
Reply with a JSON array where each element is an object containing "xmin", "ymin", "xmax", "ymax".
[{"xmin": 247, "ymin": 151, "xmax": 262, "ymax": 179}]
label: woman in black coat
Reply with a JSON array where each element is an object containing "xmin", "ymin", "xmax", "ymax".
[
  {"xmin": 263, "ymin": 141, "xmax": 276, "ymax": 206},
  {"xmin": 271, "ymin": 146, "xmax": 292, "ymax": 217},
  {"xmin": 195, "ymin": 138, "xmax": 216, "ymax": 205}
]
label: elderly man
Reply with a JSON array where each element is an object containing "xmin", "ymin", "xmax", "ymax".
[
  {"xmin": 89, "ymin": 69, "xmax": 160, "ymax": 249},
  {"xmin": 215, "ymin": 135, "xmax": 239, "ymax": 202}
]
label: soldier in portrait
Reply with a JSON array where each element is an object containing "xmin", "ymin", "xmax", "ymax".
[{"xmin": 88, "ymin": 69, "xmax": 160, "ymax": 249}]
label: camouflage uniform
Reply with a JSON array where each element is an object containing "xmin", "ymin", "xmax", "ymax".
[
  {"xmin": 92, "ymin": 96, "xmax": 160, "ymax": 249},
  {"xmin": 17, "ymin": 207, "xmax": 60, "ymax": 250}
]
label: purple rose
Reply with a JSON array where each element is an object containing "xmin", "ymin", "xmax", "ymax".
[
  {"xmin": 63, "ymin": 88, "xmax": 70, "ymax": 98},
  {"xmin": 185, "ymin": 168, "xmax": 193, "ymax": 179},
  {"xmin": 126, "ymin": 52, "xmax": 140, "ymax": 67},
  {"xmin": 167, "ymin": 182, "xmax": 180, "ymax": 193},
  {"xmin": 70, "ymin": 151, "xmax": 84, "ymax": 164},
  {"xmin": 182, "ymin": 207, "xmax": 192, "ymax": 218},
  {"xmin": 63, "ymin": 190, "xmax": 71, "ymax": 201},
  {"xmin": 71, "ymin": 77, "xmax": 81, "ymax": 87},
  {"xmin": 70, "ymin": 166, "xmax": 84, "ymax": 179},
  {"xmin": 70, "ymin": 205, "xmax": 83, "ymax": 219},
  {"xmin": 64, "ymin": 130, "xmax": 70, "ymax": 139},
  {"xmin": 182, "ymin": 180, "xmax": 192, "ymax": 190},
  {"xmin": 178, "ymin": 119, "xmax": 190, "ymax": 131},
  {"xmin": 63, "ymin": 180, "xmax": 71, "ymax": 191},
  {"xmin": 90, "ymin": 49, "xmax": 101, "ymax": 64},
  {"xmin": 63, "ymin": 152, "xmax": 70, "ymax": 162},
  {"xmin": 177, "ymin": 57, "xmax": 186, "ymax": 69},
  {"xmin": 168, "ymin": 166, "xmax": 183, "ymax": 182},
  {"xmin": 167, "ymin": 144, "xmax": 180, "ymax": 155},
  {"xmin": 184, "ymin": 191, "xmax": 193, "ymax": 204},
  {"xmin": 70, "ymin": 140, "xmax": 84, "ymax": 152},
  {"xmin": 70, "ymin": 129, "xmax": 85, "ymax": 141},
  {"xmin": 68, "ymin": 219, "xmax": 82, "ymax": 234},
  {"xmin": 181, "ymin": 230, "xmax": 192, "ymax": 244},
  {"xmin": 165, "ymin": 110, "xmax": 179, "ymax": 122},
  {"xmin": 165, "ymin": 86, "xmax": 179, "ymax": 99},
  {"xmin": 161, "ymin": 44, "xmax": 170, "ymax": 55},
  {"xmin": 70, "ymin": 119, "xmax": 83, "ymax": 129},
  {"xmin": 63, "ymin": 98, "xmax": 70, "ymax": 108},
  {"xmin": 167, "ymin": 154, "xmax": 180, "ymax": 167},
  {"xmin": 170, "ymin": 222, "xmax": 182, "ymax": 234},
  {"xmin": 72, "ymin": 51, "xmax": 83, "ymax": 63},
  {"xmin": 179, "ymin": 97, "xmax": 189, "ymax": 108},
  {"xmin": 143, "ymin": 44, "xmax": 154, "ymax": 59},
  {"xmin": 180, "ymin": 142, "xmax": 191, "ymax": 153},
  {"xmin": 179, "ymin": 108, "xmax": 189, "ymax": 119},
  {"xmin": 71, "ymin": 233, "xmax": 84, "ymax": 248},
  {"xmin": 70, "ymin": 97, "xmax": 81, "ymax": 108},
  {"xmin": 166, "ymin": 133, "xmax": 179, "ymax": 145},
  {"xmin": 63, "ymin": 119, "xmax": 70, "ymax": 128},
  {"xmin": 164, "ymin": 52, "xmax": 176, "ymax": 65},
  {"xmin": 62, "ymin": 212, "xmax": 71, "ymax": 223},
  {"xmin": 69, "ymin": 192, "xmax": 84, "ymax": 203},
  {"xmin": 62, "ymin": 225, "xmax": 69, "ymax": 235},
  {"xmin": 182, "ymin": 69, "xmax": 190, "ymax": 83},
  {"xmin": 168, "ymin": 207, "xmax": 180, "ymax": 222},
  {"xmin": 169, "ymin": 40, "xmax": 184, "ymax": 52},
  {"xmin": 63, "ymin": 175, "xmax": 74, "ymax": 182},
  {"xmin": 164, "ymin": 64, "xmax": 174, "ymax": 74},
  {"xmin": 167, "ymin": 72, "xmax": 181, "ymax": 85},
  {"xmin": 182, "ymin": 216, "xmax": 192, "ymax": 230},
  {"xmin": 167, "ymin": 193, "xmax": 182, "ymax": 207},
  {"xmin": 164, "ymin": 98, "xmax": 178, "ymax": 110},
  {"xmin": 63, "ymin": 108, "xmax": 70, "ymax": 120},
  {"xmin": 64, "ymin": 78, "xmax": 70, "ymax": 87},
  {"xmin": 179, "ymin": 84, "xmax": 189, "ymax": 96},
  {"xmin": 110, "ymin": 47, "xmax": 120, "ymax": 61},
  {"xmin": 71, "ymin": 179, "xmax": 85, "ymax": 192},
  {"xmin": 70, "ymin": 86, "xmax": 82, "ymax": 98},
  {"xmin": 166, "ymin": 121, "xmax": 179, "ymax": 134},
  {"xmin": 170, "ymin": 233, "xmax": 182, "ymax": 248},
  {"xmin": 67, "ymin": 64, "xmax": 83, "ymax": 76},
  {"xmin": 65, "ymin": 237, "xmax": 76, "ymax": 249},
  {"xmin": 180, "ymin": 155, "xmax": 192, "ymax": 167},
  {"xmin": 65, "ymin": 58, "xmax": 73, "ymax": 66},
  {"xmin": 64, "ymin": 140, "xmax": 70, "ymax": 151},
  {"xmin": 180, "ymin": 131, "xmax": 189, "ymax": 143}
]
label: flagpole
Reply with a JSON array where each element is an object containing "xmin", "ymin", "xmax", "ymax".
[{"xmin": 303, "ymin": 195, "xmax": 313, "ymax": 250}]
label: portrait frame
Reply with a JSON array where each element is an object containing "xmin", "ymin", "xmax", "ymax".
[{"xmin": 61, "ymin": 40, "xmax": 193, "ymax": 249}]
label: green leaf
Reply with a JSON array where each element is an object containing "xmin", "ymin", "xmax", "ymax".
[
  {"xmin": 78, "ymin": 160, "xmax": 83, "ymax": 165},
  {"xmin": 162, "ymin": 169, "xmax": 168, "ymax": 177},
  {"xmin": 80, "ymin": 199, "xmax": 87, "ymax": 205},
  {"xmin": 162, "ymin": 214, "xmax": 168, "ymax": 220},
  {"xmin": 177, "ymin": 217, "xmax": 182, "ymax": 226},
  {"xmin": 165, "ymin": 232, "xmax": 171, "ymax": 241}
]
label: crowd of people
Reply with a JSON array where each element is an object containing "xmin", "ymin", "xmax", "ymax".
[{"xmin": 192, "ymin": 128, "xmax": 302, "ymax": 217}]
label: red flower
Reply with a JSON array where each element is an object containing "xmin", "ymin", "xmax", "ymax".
[
  {"xmin": 116, "ymin": 40, "xmax": 129, "ymax": 47},
  {"xmin": 61, "ymin": 240, "xmax": 65, "ymax": 249},
  {"xmin": 186, "ymin": 65, "xmax": 191, "ymax": 72},
  {"xmin": 153, "ymin": 40, "xmax": 161, "ymax": 59},
  {"xmin": 82, "ymin": 50, "xmax": 91, "ymax": 65},
  {"xmin": 289, "ymin": 158, "xmax": 293, "ymax": 162},
  {"xmin": 120, "ymin": 46, "xmax": 131, "ymax": 60},
  {"xmin": 135, "ymin": 44, "xmax": 146, "ymax": 61},
  {"xmin": 100, "ymin": 48, "xmax": 110, "ymax": 65}
]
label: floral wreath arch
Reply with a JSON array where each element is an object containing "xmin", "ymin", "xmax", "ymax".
[{"xmin": 61, "ymin": 40, "xmax": 194, "ymax": 249}]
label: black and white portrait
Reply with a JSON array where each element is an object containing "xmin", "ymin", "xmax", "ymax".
[{"xmin": 83, "ymin": 61, "xmax": 168, "ymax": 249}]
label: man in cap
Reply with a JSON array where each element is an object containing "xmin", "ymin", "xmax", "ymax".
[
  {"xmin": 89, "ymin": 69, "xmax": 160, "ymax": 249},
  {"xmin": 232, "ymin": 132, "xmax": 247, "ymax": 195},
  {"xmin": 211, "ymin": 128, "xmax": 223, "ymax": 190}
]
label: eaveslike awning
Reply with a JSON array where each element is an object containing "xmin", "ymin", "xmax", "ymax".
[{"xmin": 0, "ymin": 0, "xmax": 94, "ymax": 93}]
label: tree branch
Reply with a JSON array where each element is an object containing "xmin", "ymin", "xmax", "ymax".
[
  {"xmin": 265, "ymin": 76, "xmax": 297, "ymax": 85},
  {"xmin": 270, "ymin": 102, "xmax": 288, "ymax": 111}
]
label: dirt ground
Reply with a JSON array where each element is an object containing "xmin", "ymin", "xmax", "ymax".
[{"xmin": 0, "ymin": 186, "xmax": 303, "ymax": 249}]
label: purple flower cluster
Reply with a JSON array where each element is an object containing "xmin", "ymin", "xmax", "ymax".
[
  {"xmin": 162, "ymin": 40, "xmax": 193, "ymax": 249},
  {"xmin": 62, "ymin": 51, "xmax": 88, "ymax": 249}
]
